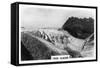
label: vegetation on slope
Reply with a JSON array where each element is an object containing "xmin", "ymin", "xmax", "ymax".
[{"xmin": 21, "ymin": 32, "xmax": 61, "ymax": 60}]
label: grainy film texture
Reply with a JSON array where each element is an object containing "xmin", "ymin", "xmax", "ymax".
[{"xmin": 19, "ymin": 5, "xmax": 96, "ymax": 62}]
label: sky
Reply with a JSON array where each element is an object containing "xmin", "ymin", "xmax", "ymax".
[{"xmin": 19, "ymin": 4, "xmax": 96, "ymax": 30}]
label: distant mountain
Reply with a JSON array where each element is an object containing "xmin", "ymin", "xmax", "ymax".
[{"xmin": 62, "ymin": 17, "xmax": 94, "ymax": 39}]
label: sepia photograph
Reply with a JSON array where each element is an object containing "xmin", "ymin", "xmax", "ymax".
[{"xmin": 16, "ymin": 3, "xmax": 97, "ymax": 64}]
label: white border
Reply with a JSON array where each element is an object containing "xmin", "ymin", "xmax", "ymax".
[{"xmin": 19, "ymin": 4, "xmax": 96, "ymax": 64}]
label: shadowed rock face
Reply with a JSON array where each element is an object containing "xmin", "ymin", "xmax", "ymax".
[{"xmin": 62, "ymin": 17, "xmax": 94, "ymax": 39}]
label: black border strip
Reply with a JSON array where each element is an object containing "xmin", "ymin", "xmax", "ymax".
[
  {"xmin": 96, "ymin": 7, "xmax": 98, "ymax": 61},
  {"xmin": 11, "ymin": 3, "xmax": 17, "ymax": 65},
  {"xmin": 15, "ymin": 2, "xmax": 97, "ymax": 8},
  {"xmin": 11, "ymin": 3, "xmax": 19, "ymax": 66},
  {"xmin": 11, "ymin": 2, "xmax": 98, "ymax": 66}
]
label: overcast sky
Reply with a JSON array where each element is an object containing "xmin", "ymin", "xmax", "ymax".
[{"xmin": 19, "ymin": 4, "xmax": 96, "ymax": 30}]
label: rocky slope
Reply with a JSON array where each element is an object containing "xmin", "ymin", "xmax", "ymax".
[{"xmin": 21, "ymin": 28, "xmax": 94, "ymax": 60}]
